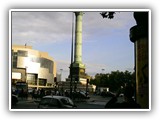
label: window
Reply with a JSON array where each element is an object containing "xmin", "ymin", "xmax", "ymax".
[
  {"xmin": 61, "ymin": 98, "xmax": 74, "ymax": 106},
  {"xmin": 40, "ymin": 98, "xmax": 51, "ymax": 105},
  {"xmin": 18, "ymin": 50, "xmax": 28, "ymax": 57},
  {"xmin": 29, "ymin": 57, "xmax": 53, "ymax": 73},
  {"xmin": 27, "ymin": 74, "xmax": 37, "ymax": 85},
  {"xmin": 39, "ymin": 79, "xmax": 47, "ymax": 86},
  {"xmin": 50, "ymin": 98, "xmax": 59, "ymax": 106},
  {"xmin": 12, "ymin": 52, "xmax": 18, "ymax": 68}
]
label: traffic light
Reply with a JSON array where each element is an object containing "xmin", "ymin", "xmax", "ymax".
[{"xmin": 54, "ymin": 77, "xmax": 57, "ymax": 83}]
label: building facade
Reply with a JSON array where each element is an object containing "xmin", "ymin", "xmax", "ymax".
[{"xmin": 12, "ymin": 45, "xmax": 56, "ymax": 90}]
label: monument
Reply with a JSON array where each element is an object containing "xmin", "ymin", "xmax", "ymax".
[
  {"xmin": 72, "ymin": 12, "xmax": 87, "ymax": 82},
  {"xmin": 65, "ymin": 12, "xmax": 90, "ymax": 92}
]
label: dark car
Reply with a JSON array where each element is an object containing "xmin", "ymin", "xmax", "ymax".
[
  {"xmin": 12, "ymin": 94, "xmax": 18, "ymax": 106},
  {"xmin": 38, "ymin": 95, "xmax": 77, "ymax": 109},
  {"xmin": 79, "ymin": 91, "xmax": 90, "ymax": 99},
  {"xmin": 72, "ymin": 91, "xmax": 90, "ymax": 100},
  {"xmin": 101, "ymin": 91, "xmax": 116, "ymax": 97}
]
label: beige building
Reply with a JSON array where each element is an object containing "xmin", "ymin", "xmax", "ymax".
[{"xmin": 12, "ymin": 45, "xmax": 56, "ymax": 90}]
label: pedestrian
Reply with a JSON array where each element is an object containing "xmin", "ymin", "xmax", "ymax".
[
  {"xmin": 105, "ymin": 85, "xmax": 141, "ymax": 109},
  {"xmin": 56, "ymin": 90, "xmax": 59, "ymax": 96}
]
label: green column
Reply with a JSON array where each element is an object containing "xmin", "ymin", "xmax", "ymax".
[{"xmin": 74, "ymin": 12, "xmax": 83, "ymax": 63}]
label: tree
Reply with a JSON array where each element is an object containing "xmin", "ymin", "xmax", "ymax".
[
  {"xmin": 100, "ymin": 12, "xmax": 116, "ymax": 19},
  {"xmin": 89, "ymin": 70, "xmax": 135, "ymax": 92}
]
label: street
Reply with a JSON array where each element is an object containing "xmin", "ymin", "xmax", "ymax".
[{"xmin": 11, "ymin": 95, "xmax": 124, "ymax": 110}]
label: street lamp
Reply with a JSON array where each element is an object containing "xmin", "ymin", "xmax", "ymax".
[{"xmin": 70, "ymin": 12, "xmax": 74, "ymax": 98}]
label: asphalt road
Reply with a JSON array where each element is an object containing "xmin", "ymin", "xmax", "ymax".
[{"xmin": 11, "ymin": 95, "xmax": 124, "ymax": 110}]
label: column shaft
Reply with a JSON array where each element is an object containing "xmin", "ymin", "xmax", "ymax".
[{"xmin": 74, "ymin": 12, "xmax": 83, "ymax": 63}]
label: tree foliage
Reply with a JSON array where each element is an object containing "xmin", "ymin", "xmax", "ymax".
[{"xmin": 89, "ymin": 70, "xmax": 135, "ymax": 92}]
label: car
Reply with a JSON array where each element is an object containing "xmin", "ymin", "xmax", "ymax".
[
  {"xmin": 71, "ymin": 91, "xmax": 90, "ymax": 100},
  {"xmin": 101, "ymin": 91, "xmax": 116, "ymax": 97},
  {"xmin": 37, "ymin": 95, "xmax": 77, "ymax": 109},
  {"xmin": 12, "ymin": 94, "xmax": 18, "ymax": 106},
  {"xmin": 79, "ymin": 91, "xmax": 90, "ymax": 99}
]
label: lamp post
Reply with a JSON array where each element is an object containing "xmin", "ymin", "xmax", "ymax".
[{"xmin": 70, "ymin": 12, "xmax": 74, "ymax": 99}]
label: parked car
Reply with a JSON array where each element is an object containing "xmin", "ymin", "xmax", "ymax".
[
  {"xmin": 101, "ymin": 91, "xmax": 115, "ymax": 97},
  {"xmin": 37, "ymin": 95, "xmax": 77, "ymax": 109},
  {"xmin": 79, "ymin": 91, "xmax": 90, "ymax": 99},
  {"xmin": 71, "ymin": 91, "xmax": 90, "ymax": 100},
  {"xmin": 12, "ymin": 94, "xmax": 18, "ymax": 106}
]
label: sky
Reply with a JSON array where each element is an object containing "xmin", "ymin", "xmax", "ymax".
[
  {"xmin": 0, "ymin": 0, "xmax": 157, "ymax": 118},
  {"xmin": 12, "ymin": 10, "xmax": 137, "ymax": 81}
]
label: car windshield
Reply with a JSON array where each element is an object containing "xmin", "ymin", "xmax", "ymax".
[
  {"xmin": 40, "ymin": 98, "xmax": 51, "ymax": 105},
  {"xmin": 60, "ymin": 98, "xmax": 74, "ymax": 106}
]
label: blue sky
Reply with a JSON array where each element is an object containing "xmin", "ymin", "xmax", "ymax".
[{"xmin": 12, "ymin": 10, "xmax": 136, "ymax": 81}]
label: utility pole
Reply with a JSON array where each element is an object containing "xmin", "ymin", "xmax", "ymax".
[{"xmin": 70, "ymin": 12, "xmax": 74, "ymax": 99}]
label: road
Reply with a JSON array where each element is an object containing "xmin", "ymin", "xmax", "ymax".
[{"xmin": 11, "ymin": 95, "xmax": 124, "ymax": 110}]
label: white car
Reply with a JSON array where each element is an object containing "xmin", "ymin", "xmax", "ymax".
[{"xmin": 38, "ymin": 95, "xmax": 77, "ymax": 109}]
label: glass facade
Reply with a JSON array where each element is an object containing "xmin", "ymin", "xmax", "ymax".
[
  {"xmin": 12, "ymin": 45, "xmax": 55, "ymax": 89},
  {"xmin": 18, "ymin": 50, "xmax": 28, "ymax": 57},
  {"xmin": 12, "ymin": 52, "xmax": 18, "ymax": 68},
  {"xmin": 12, "ymin": 50, "xmax": 54, "ymax": 74},
  {"xmin": 39, "ymin": 79, "xmax": 47, "ymax": 86},
  {"xmin": 27, "ymin": 74, "xmax": 37, "ymax": 85},
  {"xmin": 30, "ymin": 57, "xmax": 53, "ymax": 73}
]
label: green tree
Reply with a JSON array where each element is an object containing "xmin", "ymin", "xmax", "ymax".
[{"xmin": 90, "ymin": 70, "xmax": 135, "ymax": 92}]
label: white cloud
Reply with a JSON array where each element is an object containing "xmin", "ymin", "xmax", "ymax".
[
  {"xmin": 12, "ymin": 12, "xmax": 73, "ymax": 45},
  {"xmin": 11, "ymin": 10, "xmax": 136, "ymax": 79},
  {"xmin": 12, "ymin": 11, "xmax": 135, "ymax": 45}
]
